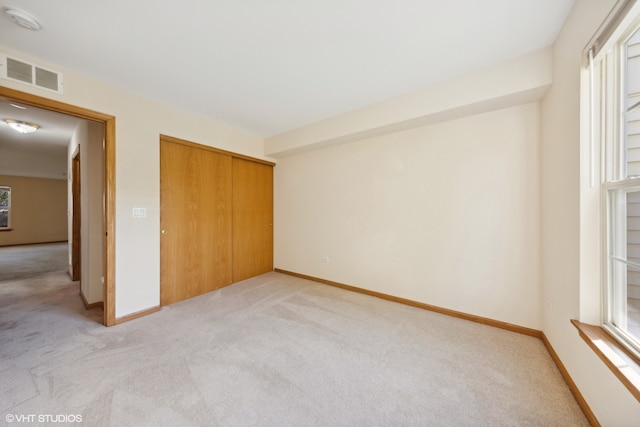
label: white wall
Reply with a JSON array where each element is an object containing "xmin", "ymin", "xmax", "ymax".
[
  {"xmin": 541, "ymin": 0, "xmax": 640, "ymax": 424},
  {"xmin": 0, "ymin": 44, "xmax": 268, "ymax": 318},
  {"xmin": 66, "ymin": 120, "xmax": 103, "ymax": 304},
  {"xmin": 275, "ymin": 102, "xmax": 541, "ymax": 329}
]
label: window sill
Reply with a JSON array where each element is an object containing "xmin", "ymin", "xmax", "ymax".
[
  {"xmin": 0, "ymin": 228, "xmax": 12, "ymax": 232},
  {"xmin": 572, "ymin": 319, "xmax": 640, "ymax": 402}
]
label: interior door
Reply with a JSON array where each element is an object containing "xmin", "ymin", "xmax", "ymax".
[
  {"xmin": 160, "ymin": 138, "xmax": 232, "ymax": 306},
  {"xmin": 232, "ymin": 157, "xmax": 274, "ymax": 282}
]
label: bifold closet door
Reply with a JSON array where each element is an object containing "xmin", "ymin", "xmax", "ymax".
[
  {"xmin": 160, "ymin": 139, "xmax": 232, "ymax": 306},
  {"xmin": 232, "ymin": 157, "xmax": 274, "ymax": 282}
]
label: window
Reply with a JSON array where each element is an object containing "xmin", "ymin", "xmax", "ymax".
[
  {"xmin": 0, "ymin": 186, "xmax": 10, "ymax": 229},
  {"xmin": 594, "ymin": 4, "xmax": 640, "ymax": 358}
]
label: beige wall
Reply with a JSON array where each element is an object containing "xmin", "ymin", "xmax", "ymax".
[
  {"xmin": 541, "ymin": 0, "xmax": 640, "ymax": 424},
  {"xmin": 0, "ymin": 175, "xmax": 67, "ymax": 246},
  {"xmin": 275, "ymin": 103, "xmax": 541, "ymax": 328},
  {"xmin": 0, "ymin": 145, "xmax": 67, "ymax": 180}
]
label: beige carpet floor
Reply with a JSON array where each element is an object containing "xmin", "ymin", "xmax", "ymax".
[
  {"xmin": 0, "ymin": 263, "xmax": 588, "ymax": 426},
  {"xmin": 0, "ymin": 242, "xmax": 68, "ymax": 282}
]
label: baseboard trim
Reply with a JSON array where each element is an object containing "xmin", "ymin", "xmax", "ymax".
[
  {"xmin": 114, "ymin": 306, "xmax": 161, "ymax": 325},
  {"xmin": 79, "ymin": 289, "xmax": 104, "ymax": 310},
  {"xmin": 0, "ymin": 240, "xmax": 68, "ymax": 248},
  {"xmin": 275, "ymin": 268, "xmax": 542, "ymax": 338},
  {"xmin": 542, "ymin": 333, "xmax": 600, "ymax": 427},
  {"xmin": 274, "ymin": 268, "xmax": 599, "ymax": 426}
]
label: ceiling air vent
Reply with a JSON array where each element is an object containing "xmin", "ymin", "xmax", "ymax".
[{"xmin": 0, "ymin": 53, "xmax": 63, "ymax": 94}]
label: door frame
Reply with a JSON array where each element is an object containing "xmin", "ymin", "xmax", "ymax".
[
  {"xmin": 71, "ymin": 149, "xmax": 81, "ymax": 282},
  {"xmin": 0, "ymin": 86, "xmax": 117, "ymax": 326}
]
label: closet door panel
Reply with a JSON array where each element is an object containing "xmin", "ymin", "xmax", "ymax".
[
  {"xmin": 160, "ymin": 139, "xmax": 232, "ymax": 306},
  {"xmin": 232, "ymin": 158, "xmax": 273, "ymax": 282}
]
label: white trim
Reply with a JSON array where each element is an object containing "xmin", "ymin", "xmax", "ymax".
[
  {"xmin": 590, "ymin": 0, "xmax": 640, "ymax": 64},
  {"xmin": 590, "ymin": 48, "xmax": 597, "ymax": 188},
  {"xmin": 596, "ymin": 12, "xmax": 640, "ymax": 355},
  {"xmin": 610, "ymin": 255, "xmax": 640, "ymax": 270},
  {"xmin": 602, "ymin": 322, "xmax": 640, "ymax": 359}
]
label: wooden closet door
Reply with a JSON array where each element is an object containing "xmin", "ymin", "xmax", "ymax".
[
  {"xmin": 232, "ymin": 158, "xmax": 274, "ymax": 282},
  {"xmin": 160, "ymin": 139, "xmax": 232, "ymax": 305}
]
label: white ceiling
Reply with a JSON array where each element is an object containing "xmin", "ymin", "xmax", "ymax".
[
  {"xmin": 0, "ymin": 98, "xmax": 83, "ymax": 153},
  {"xmin": 0, "ymin": 0, "xmax": 575, "ymax": 138},
  {"xmin": 0, "ymin": 98, "xmax": 81, "ymax": 179}
]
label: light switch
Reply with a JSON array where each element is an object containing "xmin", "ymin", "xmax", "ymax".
[{"xmin": 132, "ymin": 207, "xmax": 146, "ymax": 218}]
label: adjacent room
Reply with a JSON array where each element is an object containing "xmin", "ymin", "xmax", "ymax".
[{"xmin": 1, "ymin": 0, "xmax": 639, "ymax": 425}]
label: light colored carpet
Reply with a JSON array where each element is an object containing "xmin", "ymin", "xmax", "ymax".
[
  {"xmin": 0, "ymin": 269, "xmax": 589, "ymax": 426},
  {"xmin": 0, "ymin": 242, "xmax": 67, "ymax": 281}
]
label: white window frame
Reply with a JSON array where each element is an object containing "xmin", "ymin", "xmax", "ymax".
[
  {"xmin": 596, "ymin": 6, "xmax": 640, "ymax": 359},
  {"xmin": 0, "ymin": 186, "xmax": 10, "ymax": 229}
]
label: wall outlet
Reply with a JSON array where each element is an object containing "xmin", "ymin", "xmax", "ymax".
[{"xmin": 322, "ymin": 256, "xmax": 330, "ymax": 264}]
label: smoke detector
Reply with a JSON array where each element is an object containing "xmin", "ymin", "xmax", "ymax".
[{"xmin": 4, "ymin": 8, "xmax": 41, "ymax": 31}]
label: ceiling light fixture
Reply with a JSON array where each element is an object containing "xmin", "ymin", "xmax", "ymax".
[
  {"xmin": 10, "ymin": 103, "xmax": 27, "ymax": 110},
  {"xmin": 4, "ymin": 119, "xmax": 40, "ymax": 134},
  {"xmin": 4, "ymin": 8, "xmax": 41, "ymax": 31}
]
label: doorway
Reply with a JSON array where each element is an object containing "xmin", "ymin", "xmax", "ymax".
[{"xmin": 0, "ymin": 86, "xmax": 116, "ymax": 326}]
